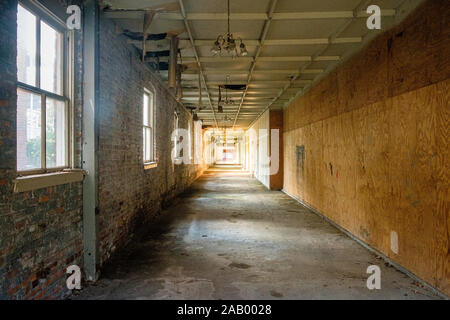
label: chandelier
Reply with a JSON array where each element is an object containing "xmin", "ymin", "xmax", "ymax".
[{"xmin": 211, "ymin": 0, "xmax": 248, "ymax": 57}]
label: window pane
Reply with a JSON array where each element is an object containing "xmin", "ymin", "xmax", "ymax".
[
  {"xmin": 17, "ymin": 88, "xmax": 41, "ymax": 171},
  {"xmin": 147, "ymin": 129, "xmax": 152, "ymax": 161},
  {"xmin": 143, "ymin": 127, "xmax": 151, "ymax": 162},
  {"xmin": 41, "ymin": 21, "xmax": 63, "ymax": 95},
  {"xmin": 17, "ymin": 5, "xmax": 36, "ymax": 86},
  {"xmin": 46, "ymin": 98, "xmax": 66, "ymax": 168},
  {"xmin": 149, "ymin": 92, "xmax": 153, "ymax": 129},
  {"xmin": 143, "ymin": 93, "xmax": 149, "ymax": 126}
]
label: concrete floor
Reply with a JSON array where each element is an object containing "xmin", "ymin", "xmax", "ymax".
[{"xmin": 76, "ymin": 166, "xmax": 440, "ymax": 300}]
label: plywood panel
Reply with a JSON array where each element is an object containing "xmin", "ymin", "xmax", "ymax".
[
  {"xmin": 282, "ymin": 0, "xmax": 449, "ymax": 295},
  {"xmin": 388, "ymin": 0, "xmax": 450, "ymax": 97},
  {"xmin": 284, "ymin": 81, "xmax": 448, "ymax": 294},
  {"xmin": 434, "ymin": 79, "xmax": 450, "ymax": 294}
]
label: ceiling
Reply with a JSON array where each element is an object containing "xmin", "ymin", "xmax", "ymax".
[{"xmin": 101, "ymin": 0, "xmax": 416, "ymax": 129}]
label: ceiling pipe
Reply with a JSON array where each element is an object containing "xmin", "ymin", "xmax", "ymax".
[{"xmin": 168, "ymin": 35, "xmax": 179, "ymax": 90}]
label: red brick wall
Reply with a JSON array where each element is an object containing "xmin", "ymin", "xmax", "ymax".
[
  {"xmin": 97, "ymin": 15, "xmax": 204, "ymax": 266},
  {"xmin": 0, "ymin": 0, "xmax": 85, "ymax": 300}
]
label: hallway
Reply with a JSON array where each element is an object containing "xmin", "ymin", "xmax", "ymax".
[{"xmin": 76, "ymin": 167, "xmax": 440, "ymax": 300}]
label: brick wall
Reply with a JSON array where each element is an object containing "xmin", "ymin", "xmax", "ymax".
[
  {"xmin": 1, "ymin": 1, "xmax": 204, "ymax": 300},
  {"xmin": 0, "ymin": 0, "xmax": 84, "ymax": 300},
  {"xmin": 97, "ymin": 15, "xmax": 204, "ymax": 266}
]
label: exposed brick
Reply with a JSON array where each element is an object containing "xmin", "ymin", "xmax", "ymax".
[
  {"xmin": 96, "ymin": 15, "xmax": 204, "ymax": 266},
  {"xmin": 38, "ymin": 196, "xmax": 50, "ymax": 203},
  {"xmin": 0, "ymin": 0, "xmax": 84, "ymax": 300}
]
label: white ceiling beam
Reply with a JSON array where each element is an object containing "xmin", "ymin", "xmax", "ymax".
[
  {"xmin": 155, "ymin": 10, "xmax": 395, "ymax": 21},
  {"xmin": 182, "ymin": 80, "xmax": 310, "ymax": 87},
  {"xmin": 193, "ymin": 39, "xmax": 260, "ymax": 46},
  {"xmin": 183, "ymin": 68, "xmax": 323, "ymax": 75},
  {"xmin": 181, "ymin": 55, "xmax": 340, "ymax": 64},
  {"xmin": 177, "ymin": 0, "xmax": 218, "ymax": 129},
  {"xmin": 255, "ymin": 69, "xmax": 323, "ymax": 74},
  {"xmin": 182, "ymin": 80, "xmax": 288, "ymax": 85},
  {"xmin": 199, "ymin": 57, "xmax": 254, "ymax": 63},
  {"xmin": 265, "ymin": 37, "xmax": 361, "ymax": 45},
  {"xmin": 250, "ymin": 0, "xmax": 377, "ymax": 128},
  {"xmin": 178, "ymin": 38, "xmax": 360, "ymax": 48}
]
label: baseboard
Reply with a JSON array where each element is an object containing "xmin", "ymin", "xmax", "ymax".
[{"xmin": 281, "ymin": 189, "xmax": 449, "ymax": 300}]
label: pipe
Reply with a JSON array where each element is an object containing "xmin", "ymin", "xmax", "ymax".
[{"xmin": 169, "ymin": 35, "xmax": 179, "ymax": 89}]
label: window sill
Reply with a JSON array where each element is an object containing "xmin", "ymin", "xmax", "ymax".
[
  {"xmin": 13, "ymin": 169, "xmax": 86, "ymax": 193},
  {"xmin": 144, "ymin": 162, "xmax": 158, "ymax": 170}
]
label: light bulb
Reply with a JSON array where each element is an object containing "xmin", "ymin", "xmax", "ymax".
[
  {"xmin": 211, "ymin": 40, "xmax": 221, "ymax": 55},
  {"xmin": 240, "ymin": 42, "xmax": 248, "ymax": 56}
]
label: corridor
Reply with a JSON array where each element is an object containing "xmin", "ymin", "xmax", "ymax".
[{"xmin": 76, "ymin": 167, "xmax": 440, "ymax": 300}]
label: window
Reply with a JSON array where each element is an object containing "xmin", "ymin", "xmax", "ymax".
[
  {"xmin": 194, "ymin": 120, "xmax": 202, "ymax": 164},
  {"xmin": 143, "ymin": 89, "xmax": 155, "ymax": 163},
  {"xmin": 16, "ymin": 3, "xmax": 69, "ymax": 173},
  {"xmin": 188, "ymin": 121, "xmax": 192, "ymax": 161},
  {"xmin": 173, "ymin": 112, "xmax": 179, "ymax": 160}
]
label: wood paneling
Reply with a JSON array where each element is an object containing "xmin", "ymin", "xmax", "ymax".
[
  {"xmin": 269, "ymin": 110, "xmax": 284, "ymax": 190},
  {"xmin": 283, "ymin": 0, "xmax": 450, "ymax": 295}
]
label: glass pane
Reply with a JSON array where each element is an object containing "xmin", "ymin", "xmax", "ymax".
[
  {"xmin": 148, "ymin": 129, "xmax": 152, "ymax": 161},
  {"xmin": 41, "ymin": 21, "xmax": 63, "ymax": 95},
  {"xmin": 144, "ymin": 127, "xmax": 151, "ymax": 161},
  {"xmin": 17, "ymin": 5, "xmax": 36, "ymax": 86},
  {"xmin": 17, "ymin": 88, "xmax": 41, "ymax": 171},
  {"xmin": 143, "ymin": 93, "xmax": 149, "ymax": 126},
  {"xmin": 149, "ymin": 92, "xmax": 153, "ymax": 129},
  {"xmin": 46, "ymin": 98, "xmax": 66, "ymax": 168},
  {"xmin": 143, "ymin": 127, "xmax": 146, "ymax": 160}
]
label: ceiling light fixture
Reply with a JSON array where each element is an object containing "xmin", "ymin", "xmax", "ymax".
[
  {"xmin": 217, "ymin": 75, "xmax": 234, "ymax": 114},
  {"xmin": 211, "ymin": 0, "xmax": 248, "ymax": 57}
]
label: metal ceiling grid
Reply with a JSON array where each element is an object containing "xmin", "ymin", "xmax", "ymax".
[{"xmin": 102, "ymin": 0, "xmax": 412, "ymax": 129}]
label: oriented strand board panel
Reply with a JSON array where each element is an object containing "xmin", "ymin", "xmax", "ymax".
[
  {"xmin": 434, "ymin": 80, "xmax": 450, "ymax": 294},
  {"xmin": 283, "ymin": 0, "xmax": 450, "ymax": 295}
]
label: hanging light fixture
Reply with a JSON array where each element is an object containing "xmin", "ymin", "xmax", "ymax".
[
  {"xmin": 222, "ymin": 75, "xmax": 235, "ymax": 105},
  {"xmin": 211, "ymin": 0, "xmax": 248, "ymax": 57},
  {"xmin": 217, "ymin": 75, "xmax": 234, "ymax": 114},
  {"xmin": 217, "ymin": 86, "xmax": 223, "ymax": 113}
]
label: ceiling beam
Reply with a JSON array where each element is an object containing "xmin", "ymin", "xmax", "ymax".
[
  {"xmin": 132, "ymin": 37, "xmax": 361, "ymax": 50},
  {"xmin": 249, "ymin": 0, "xmax": 377, "ymax": 128},
  {"xmin": 182, "ymin": 68, "xmax": 325, "ymax": 74},
  {"xmin": 153, "ymin": 10, "xmax": 395, "ymax": 20},
  {"xmin": 265, "ymin": 37, "xmax": 361, "ymax": 45},
  {"xmin": 177, "ymin": 37, "xmax": 361, "ymax": 49},
  {"xmin": 180, "ymin": 55, "xmax": 340, "ymax": 64},
  {"xmin": 177, "ymin": 0, "xmax": 218, "ymax": 129},
  {"xmin": 141, "ymin": 11, "xmax": 156, "ymax": 62}
]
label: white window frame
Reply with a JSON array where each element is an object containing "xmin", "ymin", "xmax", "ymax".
[
  {"xmin": 143, "ymin": 88, "xmax": 155, "ymax": 164},
  {"xmin": 16, "ymin": 1, "xmax": 72, "ymax": 175}
]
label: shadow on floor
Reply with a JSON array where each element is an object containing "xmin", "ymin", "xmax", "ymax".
[{"xmin": 74, "ymin": 167, "xmax": 441, "ymax": 300}]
